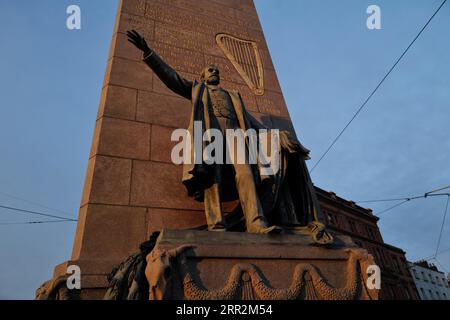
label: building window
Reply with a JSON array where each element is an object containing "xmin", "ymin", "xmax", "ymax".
[
  {"xmin": 404, "ymin": 288, "xmax": 411, "ymax": 300},
  {"xmin": 436, "ymin": 291, "xmax": 441, "ymax": 300},
  {"xmin": 373, "ymin": 249, "xmax": 381, "ymax": 265},
  {"xmin": 392, "ymin": 256, "xmax": 400, "ymax": 272},
  {"xmin": 412, "ymin": 269, "xmax": 419, "ymax": 279},
  {"xmin": 377, "ymin": 248, "xmax": 385, "ymax": 267},
  {"xmin": 327, "ymin": 213, "xmax": 335, "ymax": 225},
  {"xmin": 429, "ymin": 290, "xmax": 434, "ymax": 299},
  {"xmin": 430, "ymin": 274, "xmax": 435, "ymax": 284},
  {"xmin": 348, "ymin": 219, "xmax": 357, "ymax": 233},
  {"xmin": 420, "ymin": 288, "xmax": 426, "ymax": 299},
  {"xmin": 366, "ymin": 226, "xmax": 376, "ymax": 239},
  {"xmin": 388, "ymin": 286, "xmax": 395, "ymax": 299},
  {"xmin": 422, "ymin": 271, "xmax": 427, "ymax": 282},
  {"xmin": 396, "ymin": 257, "xmax": 404, "ymax": 274}
]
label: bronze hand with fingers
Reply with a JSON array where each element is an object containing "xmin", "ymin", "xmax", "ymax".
[{"xmin": 127, "ymin": 29, "xmax": 151, "ymax": 54}]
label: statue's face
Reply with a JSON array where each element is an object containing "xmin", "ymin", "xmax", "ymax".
[{"xmin": 202, "ymin": 65, "xmax": 220, "ymax": 85}]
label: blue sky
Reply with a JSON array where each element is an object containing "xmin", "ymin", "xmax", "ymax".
[{"xmin": 0, "ymin": 0, "xmax": 449, "ymax": 299}]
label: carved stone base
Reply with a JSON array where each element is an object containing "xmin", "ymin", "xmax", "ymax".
[
  {"xmin": 41, "ymin": 259, "xmax": 119, "ymax": 300},
  {"xmin": 146, "ymin": 230, "xmax": 379, "ymax": 300}
]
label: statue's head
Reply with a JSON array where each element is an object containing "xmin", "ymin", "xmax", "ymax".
[{"xmin": 200, "ymin": 64, "xmax": 220, "ymax": 85}]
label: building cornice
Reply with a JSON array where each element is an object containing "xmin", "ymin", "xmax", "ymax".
[{"xmin": 315, "ymin": 186, "xmax": 380, "ymax": 222}]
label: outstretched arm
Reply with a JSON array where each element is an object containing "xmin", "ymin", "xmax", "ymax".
[{"xmin": 127, "ymin": 30, "xmax": 192, "ymax": 100}]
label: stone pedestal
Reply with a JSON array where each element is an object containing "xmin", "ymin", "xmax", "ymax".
[
  {"xmin": 51, "ymin": 259, "xmax": 116, "ymax": 300},
  {"xmin": 145, "ymin": 230, "xmax": 379, "ymax": 300}
]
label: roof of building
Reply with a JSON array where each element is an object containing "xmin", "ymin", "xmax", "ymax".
[
  {"xmin": 314, "ymin": 186, "xmax": 379, "ymax": 222},
  {"xmin": 410, "ymin": 260, "xmax": 445, "ymax": 274}
]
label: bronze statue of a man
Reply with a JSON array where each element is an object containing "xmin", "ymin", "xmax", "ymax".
[{"xmin": 127, "ymin": 30, "xmax": 333, "ymax": 243}]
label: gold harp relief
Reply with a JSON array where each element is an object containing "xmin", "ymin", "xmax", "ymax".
[{"xmin": 215, "ymin": 33, "xmax": 265, "ymax": 96}]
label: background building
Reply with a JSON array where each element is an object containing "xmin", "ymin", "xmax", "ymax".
[
  {"xmin": 316, "ymin": 187, "xmax": 419, "ymax": 300},
  {"xmin": 408, "ymin": 260, "xmax": 450, "ymax": 300}
]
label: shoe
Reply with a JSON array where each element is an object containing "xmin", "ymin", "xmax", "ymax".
[
  {"xmin": 249, "ymin": 225, "xmax": 283, "ymax": 234},
  {"xmin": 208, "ymin": 226, "xmax": 228, "ymax": 232}
]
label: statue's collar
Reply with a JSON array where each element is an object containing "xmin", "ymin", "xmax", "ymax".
[{"xmin": 206, "ymin": 84, "xmax": 221, "ymax": 90}]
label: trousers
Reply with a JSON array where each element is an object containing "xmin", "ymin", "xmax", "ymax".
[{"xmin": 204, "ymin": 116, "xmax": 269, "ymax": 232}]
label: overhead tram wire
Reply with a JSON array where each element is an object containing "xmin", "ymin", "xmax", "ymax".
[
  {"xmin": 362, "ymin": 191, "xmax": 450, "ymax": 271},
  {"xmin": 356, "ymin": 196, "xmax": 424, "ymax": 204},
  {"xmin": 425, "ymin": 185, "xmax": 450, "ymax": 196},
  {"xmin": 0, "ymin": 219, "xmax": 77, "ymax": 226},
  {"xmin": 309, "ymin": 0, "xmax": 448, "ymax": 173},
  {"xmin": 362, "ymin": 188, "xmax": 450, "ymax": 270},
  {"xmin": 431, "ymin": 257, "xmax": 449, "ymax": 274},
  {"xmin": 423, "ymin": 248, "xmax": 450, "ymax": 273},
  {"xmin": 371, "ymin": 193, "xmax": 450, "ymax": 216},
  {"xmin": 353, "ymin": 185, "xmax": 450, "ymax": 216},
  {"xmin": 376, "ymin": 199, "xmax": 412, "ymax": 216},
  {"xmin": 434, "ymin": 194, "xmax": 450, "ymax": 257},
  {"xmin": 0, "ymin": 204, "xmax": 77, "ymax": 222},
  {"xmin": 0, "ymin": 190, "xmax": 72, "ymax": 217},
  {"xmin": 424, "ymin": 247, "xmax": 450, "ymax": 261},
  {"xmin": 356, "ymin": 194, "xmax": 450, "ymax": 205}
]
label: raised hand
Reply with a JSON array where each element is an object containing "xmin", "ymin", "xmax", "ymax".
[{"xmin": 127, "ymin": 29, "xmax": 151, "ymax": 53}]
